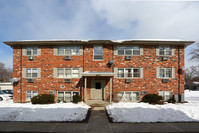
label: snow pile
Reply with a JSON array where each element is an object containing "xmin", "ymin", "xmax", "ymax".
[
  {"xmin": 106, "ymin": 91, "xmax": 199, "ymax": 123},
  {"xmin": 0, "ymin": 101, "xmax": 90, "ymax": 122}
]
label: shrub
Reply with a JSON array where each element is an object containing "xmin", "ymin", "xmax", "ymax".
[
  {"xmin": 141, "ymin": 94, "xmax": 163, "ymax": 104},
  {"xmin": 167, "ymin": 96, "xmax": 176, "ymax": 103},
  {"xmin": 31, "ymin": 94, "xmax": 55, "ymax": 104},
  {"xmin": 72, "ymin": 95, "xmax": 82, "ymax": 104}
]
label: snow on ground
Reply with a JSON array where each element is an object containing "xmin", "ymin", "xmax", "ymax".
[
  {"xmin": 106, "ymin": 90, "xmax": 199, "ymax": 123},
  {"xmin": 0, "ymin": 101, "xmax": 90, "ymax": 122}
]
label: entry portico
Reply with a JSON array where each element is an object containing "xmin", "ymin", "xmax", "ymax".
[{"xmin": 82, "ymin": 72, "xmax": 114, "ymax": 102}]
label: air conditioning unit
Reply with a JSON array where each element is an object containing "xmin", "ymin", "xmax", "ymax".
[
  {"xmin": 64, "ymin": 79, "xmax": 71, "ymax": 83},
  {"xmin": 27, "ymin": 79, "xmax": 34, "ymax": 83},
  {"xmin": 64, "ymin": 56, "xmax": 71, "ymax": 60},
  {"xmin": 125, "ymin": 79, "xmax": 132, "ymax": 83},
  {"xmin": 162, "ymin": 79, "xmax": 169, "ymax": 83},
  {"xmin": 28, "ymin": 56, "xmax": 34, "ymax": 60},
  {"xmin": 125, "ymin": 56, "xmax": 132, "ymax": 60},
  {"xmin": 162, "ymin": 56, "xmax": 169, "ymax": 61}
]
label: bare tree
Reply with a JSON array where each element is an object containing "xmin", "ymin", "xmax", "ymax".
[
  {"xmin": 185, "ymin": 66, "xmax": 199, "ymax": 90},
  {"xmin": 189, "ymin": 43, "xmax": 199, "ymax": 63},
  {"xmin": 0, "ymin": 62, "xmax": 13, "ymax": 82}
]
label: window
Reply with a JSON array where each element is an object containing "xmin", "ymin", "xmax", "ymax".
[
  {"xmin": 159, "ymin": 46, "xmax": 171, "ymax": 56},
  {"xmin": 159, "ymin": 68, "xmax": 171, "ymax": 78},
  {"xmin": 58, "ymin": 91, "xmax": 79, "ymax": 101},
  {"xmin": 118, "ymin": 46, "xmax": 140, "ymax": 55},
  {"xmin": 118, "ymin": 68, "xmax": 141, "ymax": 78},
  {"xmin": 49, "ymin": 91, "xmax": 55, "ymax": 95},
  {"xmin": 159, "ymin": 91, "xmax": 171, "ymax": 101},
  {"xmin": 26, "ymin": 91, "xmax": 38, "ymax": 101},
  {"xmin": 57, "ymin": 46, "xmax": 80, "ymax": 56},
  {"xmin": 57, "ymin": 68, "xmax": 79, "ymax": 78},
  {"xmin": 141, "ymin": 91, "xmax": 148, "ymax": 95},
  {"xmin": 26, "ymin": 47, "xmax": 37, "ymax": 56},
  {"xmin": 26, "ymin": 68, "xmax": 38, "ymax": 78},
  {"xmin": 94, "ymin": 45, "xmax": 103, "ymax": 60},
  {"xmin": 117, "ymin": 91, "xmax": 140, "ymax": 101}
]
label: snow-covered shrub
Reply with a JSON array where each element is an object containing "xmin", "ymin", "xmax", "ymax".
[
  {"xmin": 72, "ymin": 95, "xmax": 82, "ymax": 104},
  {"xmin": 31, "ymin": 94, "xmax": 55, "ymax": 104},
  {"xmin": 141, "ymin": 94, "xmax": 163, "ymax": 104}
]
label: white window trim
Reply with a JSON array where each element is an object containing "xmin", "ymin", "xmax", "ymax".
[
  {"xmin": 117, "ymin": 91, "xmax": 140, "ymax": 101},
  {"xmin": 23, "ymin": 46, "xmax": 40, "ymax": 56},
  {"xmin": 156, "ymin": 46, "xmax": 175, "ymax": 56},
  {"xmin": 158, "ymin": 68, "xmax": 172, "ymax": 79},
  {"xmin": 117, "ymin": 45, "xmax": 141, "ymax": 56},
  {"xmin": 26, "ymin": 91, "xmax": 38, "ymax": 101},
  {"xmin": 57, "ymin": 45, "xmax": 80, "ymax": 56},
  {"xmin": 57, "ymin": 91, "xmax": 79, "ymax": 101},
  {"xmin": 57, "ymin": 68, "xmax": 80, "ymax": 79},
  {"xmin": 117, "ymin": 68, "xmax": 142, "ymax": 79},
  {"xmin": 93, "ymin": 45, "xmax": 104, "ymax": 61},
  {"xmin": 25, "ymin": 68, "xmax": 39, "ymax": 79}
]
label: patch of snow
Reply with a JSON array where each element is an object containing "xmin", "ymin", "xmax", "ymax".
[
  {"xmin": 193, "ymin": 82, "xmax": 199, "ymax": 85},
  {"xmin": 0, "ymin": 101, "xmax": 90, "ymax": 122},
  {"xmin": 106, "ymin": 90, "xmax": 199, "ymax": 123}
]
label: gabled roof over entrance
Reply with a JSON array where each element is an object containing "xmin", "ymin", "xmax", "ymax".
[{"xmin": 3, "ymin": 39, "xmax": 195, "ymax": 47}]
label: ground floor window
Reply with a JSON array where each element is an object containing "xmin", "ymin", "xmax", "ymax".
[
  {"xmin": 57, "ymin": 91, "xmax": 79, "ymax": 101},
  {"xmin": 159, "ymin": 91, "xmax": 171, "ymax": 101},
  {"xmin": 26, "ymin": 91, "xmax": 38, "ymax": 101},
  {"xmin": 117, "ymin": 91, "xmax": 139, "ymax": 101}
]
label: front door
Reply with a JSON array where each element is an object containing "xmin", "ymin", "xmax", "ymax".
[{"xmin": 91, "ymin": 80, "xmax": 105, "ymax": 100}]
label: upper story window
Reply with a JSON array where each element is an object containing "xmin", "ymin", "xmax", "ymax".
[
  {"xmin": 159, "ymin": 46, "xmax": 171, "ymax": 56},
  {"xmin": 94, "ymin": 45, "xmax": 103, "ymax": 60},
  {"xmin": 117, "ymin": 46, "xmax": 140, "ymax": 55},
  {"xmin": 23, "ymin": 46, "xmax": 40, "ymax": 56},
  {"xmin": 57, "ymin": 46, "xmax": 80, "ymax": 56},
  {"xmin": 156, "ymin": 68, "xmax": 175, "ymax": 79},
  {"xmin": 159, "ymin": 68, "xmax": 171, "ymax": 78},
  {"xmin": 117, "ymin": 68, "xmax": 142, "ymax": 78},
  {"xmin": 22, "ymin": 68, "xmax": 41, "ymax": 78},
  {"xmin": 57, "ymin": 68, "xmax": 79, "ymax": 78}
]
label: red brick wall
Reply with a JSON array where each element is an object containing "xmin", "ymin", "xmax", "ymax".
[{"xmin": 13, "ymin": 44, "xmax": 185, "ymax": 102}]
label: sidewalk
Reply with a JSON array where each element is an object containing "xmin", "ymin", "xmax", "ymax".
[{"xmin": 0, "ymin": 107, "xmax": 199, "ymax": 133}]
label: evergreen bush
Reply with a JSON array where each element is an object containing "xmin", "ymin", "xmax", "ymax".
[
  {"xmin": 31, "ymin": 94, "xmax": 55, "ymax": 104},
  {"xmin": 141, "ymin": 94, "xmax": 163, "ymax": 104},
  {"xmin": 72, "ymin": 95, "xmax": 82, "ymax": 104}
]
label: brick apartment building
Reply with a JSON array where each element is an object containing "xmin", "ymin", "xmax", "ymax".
[{"xmin": 3, "ymin": 40, "xmax": 195, "ymax": 103}]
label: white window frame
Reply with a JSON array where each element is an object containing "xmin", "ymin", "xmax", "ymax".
[
  {"xmin": 117, "ymin": 91, "xmax": 140, "ymax": 101},
  {"xmin": 57, "ymin": 46, "xmax": 80, "ymax": 56},
  {"xmin": 26, "ymin": 68, "xmax": 38, "ymax": 78},
  {"xmin": 57, "ymin": 68, "xmax": 79, "ymax": 78},
  {"xmin": 57, "ymin": 91, "xmax": 79, "ymax": 101},
  {"xmin": 26, "ymin": 91, "xmax": 38, "ymax": 101},
  {"xmin": 158, "ymin": 46, "xmax": 171, "ymax": 56},
  {"xmin": 93, "ymin": 45, "xmax": 103, "ymax": 60},
  {"xmin": 159, "ymin": 91, "xmax": 171, "ymax": 101},
  {"xmin": 26, "ymin": 46, "xmax": 38, "ymax": 56},
  {"xmin": 159, "ymin": 68, "xmax": 172, "ymax": 79},
  {"xmin": 117, "ymin": 68, "xmax": 141, "ymax": 78},
  {"xmin": 117, "ymin": 45, "xmax": 140, "ymax": 56}
]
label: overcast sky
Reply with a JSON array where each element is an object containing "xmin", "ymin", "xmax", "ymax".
[{"xmin": 0, "ymin": 0, "xmax": 198, "ymax": 69}]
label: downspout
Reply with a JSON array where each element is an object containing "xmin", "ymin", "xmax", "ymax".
[
  {"xmin": 20, "ymin": 46, "xmax": 23, "ymax": 103},
  {"xmin": 178, "ymin": 45, "xmax": 180, "ymax": 102}
]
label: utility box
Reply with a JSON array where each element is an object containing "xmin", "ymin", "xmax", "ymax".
[
  {"xmin": 179, "ymin": 94, "xmax": 184, "ymax": 102},
  {"xmin": 174, "ymin": 95, "xmax": 178, "ymax": 102}
]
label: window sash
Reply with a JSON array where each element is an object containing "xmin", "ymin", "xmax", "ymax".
[
  {"xmin": 58, "ymin": 91, "xmax": 79, "ymax": 101},
  {"xmin": 94, "ymin": 46, "xmax": 103, "ymax": 60},
  {"xmin": 118, "ymin": 68, "xmax": 140, "ymax": 78},
  {"xmin": 159, "ymin": 68, "xmax": 171, "ymax": 78},
  {"xmin": 57, "ymin": 46, "xmax": 80, "ymax": 56},
  {"xmin": 26, "ymin": 47, "xmax": 37, "ymax": 56},
  {"xmin": 159, "ymin": 47, "xmax": 171, "ymax": 56},
  {"xmin": 26, "ymin": 91, "xmax": 38, "ymax": 101},
  {"xmin": 57, "ymin": 68, "xmax": 79, "ymax": 78},
  {"xmin": 26, "ymin": 68, "xmax": 38, "ymax": 78},
  {"xmin": 118, "ymin": 46, "xmax": 140, "ymax": 55}
]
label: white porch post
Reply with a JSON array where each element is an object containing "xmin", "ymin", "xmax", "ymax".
[
  {"xmin": 110, "ymin": 77, "xmax": 112, "ymax": 103},
  {"xmin": 84, "ymin": 77, "xmax": 87, "ymax": 102}
]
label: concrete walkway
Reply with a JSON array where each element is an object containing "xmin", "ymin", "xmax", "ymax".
[{"xmin": 0, "ymin": 107, "xmax": 199, "ymax": 133}]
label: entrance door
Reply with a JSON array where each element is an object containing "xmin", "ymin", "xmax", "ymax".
[{"xmin": 91, "ymin": 80, "xmax": 105, "ymax": 100}]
